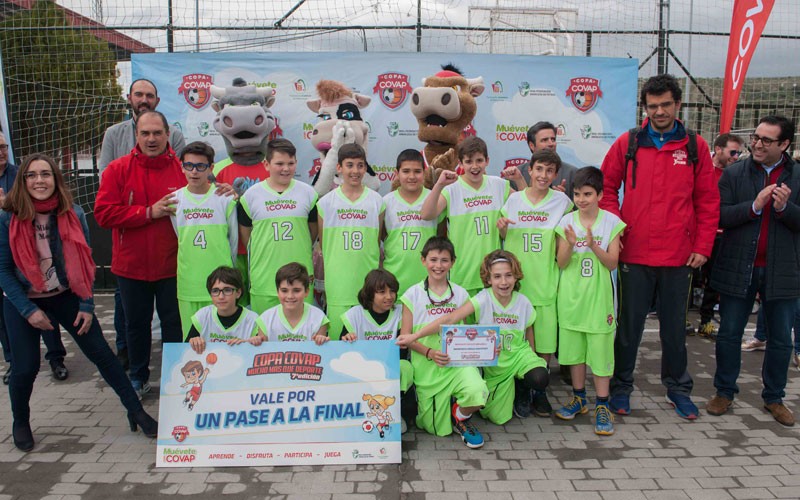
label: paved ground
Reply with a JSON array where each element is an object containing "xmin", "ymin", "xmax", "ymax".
[{"xmin": 0, "ymin": 295, "xmax": 798, "ymax": 500}]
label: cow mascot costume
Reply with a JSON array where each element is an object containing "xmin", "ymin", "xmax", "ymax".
[
  {"xmin": 409, "ymin": 64, "xmax": 485, "ymax": 187},
  {"xmin": 307, "ymin": 79, "xmax": 379, "ymax": 196},
  {"xmin": 210, "ymin": 77, "xmax": 278, "ymax": 305}
]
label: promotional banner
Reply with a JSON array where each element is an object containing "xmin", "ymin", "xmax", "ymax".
[
  {"xmin": 157, "ymin": 341, "xmax": 401, "ymax": 467},
  {"xmin": 133, "ymin": 52, "xmax": 637, "ymax": 193},
  {"xmin": 720, "ymin": 0, "xmax": 775, "ymax": 133},
  {"xmin": 0, "ymin": 51, "xmax": 14, "ymax": 164}
]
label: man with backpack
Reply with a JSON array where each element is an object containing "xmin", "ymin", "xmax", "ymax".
[{"xmin": 599, "ymin": 74, "xmax": 719, "ymax": 420}]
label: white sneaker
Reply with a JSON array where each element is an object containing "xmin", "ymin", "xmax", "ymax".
[{"xmin": 741, "ymin": 338, "xmax": 766, "ymax": 352}]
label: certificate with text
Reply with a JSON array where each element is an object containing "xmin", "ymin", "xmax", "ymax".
[{"xmin": 441, "ymin": 325, "xmax": 499, "ymax": 367}]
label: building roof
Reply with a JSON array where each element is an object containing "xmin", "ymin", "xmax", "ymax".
[{"xmin": 0, "ymin": 0, "xmax": 153, "ymax": 60}]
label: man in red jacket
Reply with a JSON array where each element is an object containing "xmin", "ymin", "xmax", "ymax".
[
  {"xmin": 600, "ymin": 74, "xmax": 719, "ymax": 420},
  {"xmin": 95, "ymin": 111, "xmax": 187, "ymax": 399}
]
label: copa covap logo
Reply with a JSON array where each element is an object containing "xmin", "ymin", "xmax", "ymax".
[
  {"xmin": 178, "ymin": 73, "xmax": 213, "ymax": 110},
  {"xmin": 566, "ymin": 77, "xmax": 603, "ymax": 113},
  {"xmin": 373, "ymin": 73, "xmax": 411, "ymax": 110}
]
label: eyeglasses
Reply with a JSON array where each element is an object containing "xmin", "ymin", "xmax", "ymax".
[
  {"xmin": 0, "ymin": 144, "xmax": 8, "ymax": 152},
  {"xmin": 210, "ymin": 287, "xmax": 237, "ymax": 297},
  {"xmin": 182, "ymin": 162, "xmax": 211, "ymax": 172},
  {"xmin": 424, "ymin": 279, "xmax": 454, "ymax": 307},
  {"xmin": 645, "ymin": 101, "xmax": 675, "ymax": 112},
  {"xmin": 728, "ymin": 150, "xmax": 741, "ymax": 157},
  {"xmin": 23, "ymin": 171, "xmax": 53, "ymax": 181},
  {"xmin": 750, "ymin": 134, "xmax": 781, "ymax": 147}
]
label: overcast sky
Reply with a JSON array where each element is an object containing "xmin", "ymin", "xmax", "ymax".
[{"xmin": 58, "ymin": 0, "xmax": 799, "ymax": 80}]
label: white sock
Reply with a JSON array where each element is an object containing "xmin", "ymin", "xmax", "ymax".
[{"xmin": 454, "ymin": 405, "xmax": 470, "ymax": 421}]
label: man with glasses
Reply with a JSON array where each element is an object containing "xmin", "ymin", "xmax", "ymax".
[
  {"xmin": 0, "ymin": 134, "xmax": 69, "ymax": 384},
  {"xmin": 707, "ymin": 115, "xmax": 800, "ymax": 426},
  {"xmin": 98, "ymin": 79, "xmax": 186, "ymax": 371},
  {"xmin": 170, "ymin": 141, "xmax": 237, "ymax": 339},
  {"xmin": 697, "ymin": 133, "xmax": 745, "ymax": 338},
  {"xmin": 600, "ymin": 74, "xmax": 719, "ymax": 420}
]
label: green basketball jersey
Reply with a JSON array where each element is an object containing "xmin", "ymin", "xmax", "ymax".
[
  {"xmin": 470, "ymin": 289, "xmax": 535, "ymax": 378},
  {"xmin": 259, "ymin": 303, "xmax": 330, "ymax": 342},
  {"xmin": 240, "ymin": 179, "xmax": 317, "ymax": 298},
  {"xmin": 501, "ymin": 189, "xmax": 573, "ymax": 305},
  {"xmin": 382, "ymin": 189, "xmax": 439, "ymax": 296},
  {"xmin": 171, "ymin": 186, "xmax": 237, "ymax": 301},
  {"xmin": 318, "ymin": 187, "xmax": 384, "ymax": 306},
  {"xmin": 341, "ymin": 304, "xmax": 402, "ymax": 341},
  {"xmin": 191, "ymin": 305, "xmax": 263, "ymax": 342},
  {"xmin": 555, "ymin": 209, "xmax": 626, "ymax": 334},
  {"xmin": 400, "ymin": 280, "xmax": 471, "ymax": 392},
  {"xmin": 442, "ymin": 176, "xmax": 509, "ymax": 290}
]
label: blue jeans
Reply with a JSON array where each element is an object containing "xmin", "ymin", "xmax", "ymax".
[
  {"xmin": 0, "ymin": 294, "xmax": 66, "ymax": 365},
  {"xmin": 117, "ymin": 276, "xmax": 181, "ymax": 386},
  {"xmin": 714, "ymin": 268, "xmax": 797, "ymax": 404},
  {"xmin": 114, "ymin": 287, "xmax": 127, "ymax": 352},
  {"xmin": 753, "ymin": 301, "xmax": 800, "ymax": 353},
  {"xmin": 3, "ymin": 291, "xmax": 141, "ymax": 423}
]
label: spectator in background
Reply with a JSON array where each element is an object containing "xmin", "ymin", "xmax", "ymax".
[
  {"xmin": 697, "ymin": 133, "xmax": 744, "ymax": 339},
  {"xmin": 514, "ymin": 121, "xmax": 579, "ymax": 199},
  {"xmin": 707, "ymin": 115, "xmax": 800, "ymax": 427},
  {"xmin": 0, "ymin": 134, "xmax": 68, "ymax": 384},
  {"xmin": 98, "ymin": 78, "xmax": 186, "ymax": 370},
  {"xmin": 0, "ymin": 153, "xmax": 157, "ymax": 452}
]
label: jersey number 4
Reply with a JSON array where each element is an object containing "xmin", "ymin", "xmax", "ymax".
[{"xmin": 193, "ymin": 230, "xmax": 207, "ymax": 249}]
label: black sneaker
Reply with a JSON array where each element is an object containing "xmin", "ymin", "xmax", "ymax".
[
  {"xmin": 513, "ymin": 385, "xmax": 531, "ymax": 419},
  {"xmin": 50, "ymin": 360, "xmax": 68, "ymax": 381},
  {"xmin": 531, "ymin": 391, "xmax": 552, "ymax": 417}
]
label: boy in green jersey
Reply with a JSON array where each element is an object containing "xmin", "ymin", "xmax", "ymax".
[
  {"xmin": 395, "ymin": 237, "xmax": 488, "ymax": 449},
  {"xmin": 172, "ymin": 142, "xmax": 238, "ymax": 339},
  {"xmin": 382, "ymin": 149, "xmax": 440, "ymax": 296},
  {"xmin": 239, "ymin": 139, "xmax": 318, "ymax": 314},
  {"xmin": 186, "ymin": 266, "xmax": 266, "ymax": 355},
  {"xmin": 420, "ymin": 137, "xmax": 517, "ymax": 295},
  {"xmin": 318, "ymin": 144, "xmax": 384, "ymax": 339},
  {"xmin": 498, "ymin": 150, "xmax": 573, "ymax": 417},
  {"xmin": 553, "ymin": 167, "xmax": 625, "ymax": 436}
]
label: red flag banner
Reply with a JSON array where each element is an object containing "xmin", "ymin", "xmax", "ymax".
[{"xmin": 720, "ymin": 0, "xmax": 775, "ymax": 133}]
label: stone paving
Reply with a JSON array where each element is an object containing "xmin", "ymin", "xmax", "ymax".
[{"xmin": 0, "ymin": 295, "xmax": 798, "ymax": 500}]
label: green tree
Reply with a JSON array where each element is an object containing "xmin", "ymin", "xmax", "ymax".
[{"xmin": 0, "ymin": 0, "xmax": 124, "ymax": 158}]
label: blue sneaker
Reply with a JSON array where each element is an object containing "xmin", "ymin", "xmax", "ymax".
[
  {"xmin": 555, "ymin": 395, "xmax": 588, "ymax": 420},
  {"xmin": 666, "ymin": 393, "xmax": 699, "ymax": 420},
  {"xmin": 609, "ymin": 394, "xmax": 630, "ymax": 415},
  {"xmin": 594, "ymin": 405, "xmax": 615, "ymax": 435},
  {"xmin": 452, "ymin": 417, "xmax": 484, "ymax": 449}
]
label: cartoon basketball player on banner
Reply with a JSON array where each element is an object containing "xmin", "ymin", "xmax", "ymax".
[{"xmin": 180, "ymin": 360, "xmax": 210, "ymax": 411}]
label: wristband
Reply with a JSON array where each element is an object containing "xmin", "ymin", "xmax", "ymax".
[{"xmin": 425, "ymin": 347, "xmax": 431, "ymax": 360}]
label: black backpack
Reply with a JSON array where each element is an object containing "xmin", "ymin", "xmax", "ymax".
[{"xmin": 624, "ymin": 127, "xmax": 698, "ymax": 190}]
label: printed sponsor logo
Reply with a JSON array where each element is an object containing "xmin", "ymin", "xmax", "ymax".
[
  {"xmin": 178, "ymin": 73, "xmax": 213, "ymax": 109},
  {"xmin": 171, "ymin": 425, "xmax": 189, "ymax": 442},
  {"xmin": 247, "ymin": 351, "xmax": 324, "ymax": 381},
  {"xmin": 518, "ymin": 81, "xmax": 555, "ymax": 97},
  {"xmin": 162, "ymin": 447, "xmax": 197, "ymax": 463},
  {"xmin": 566, "ymin": 77, "xmax": 603, "ymax": 113},
  {"xmin": 495, "ymin": 124, "xmax": 527, "ymax": 142},
  {"xmin": 373, "ymin": 73, "xmax": 411, "ymax": 110},
  {"xmin": 491, "ymin": 81, "xmax": 503, "ymax": 93},
  {"xmin": 505, "ymin": 158, "xmax": 528, "ymax": 169}
]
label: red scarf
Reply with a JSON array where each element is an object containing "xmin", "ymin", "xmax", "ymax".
[{"xmin": 9, "ymin": 197, "xmax": 95, "ymax": 299}]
